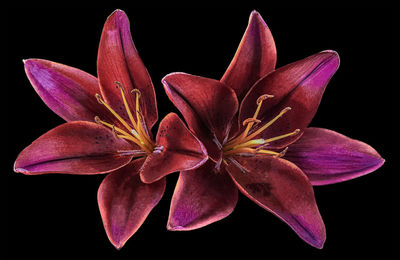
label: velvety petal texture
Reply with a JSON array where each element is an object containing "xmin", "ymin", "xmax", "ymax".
[
  {"xmin": 239, "ymin": 50, "xmax": 340, "ymax": 148},
  {"xmin": 221, "ymin": 11, "xmax": 276, "ymax": 101},
  {"xmin": 24, "ymin": 59, "xmax": 102, "ymax": 122},
  {"xmin": 162, "ymin": 73, "xmax": 238, "ymax": 161},
  {"xmin": 284, "ymin": 128, "xmax": 385, "ymax": 185},
  {"xmin": 97, "ymin": 9, "xmax": 157, "ymax": 129},
  {"xmin": 168, "ymin": 161, "xmax": 238, "ymax": 231},
  {"xmin": 140, "ymin": 113, "xmax": 208, "ymax": 183},
  {"xmin": 226, "ymin": 156, "xmax": 325, "ymax": 248},
  {"xmin": 98, "ymin": 159, "xmax": 166, "ymax": 249},
  {"xmin": 14, "ymin": 121, "xmax": 133, "ymax": 175}
]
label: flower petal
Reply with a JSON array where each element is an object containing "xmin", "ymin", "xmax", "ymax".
[
  {"xmin": 14, "ymin": 121, "xmax": 133, "ymax": 175},
  {"xmin": 221, "ymin": 10, "xmax": 276, "ymax": 101},
  {"xmin": 140, "ymin": 113, "xmax": 208, "ymax": 183},
  {"xmin": 226, "ymin": 156, "xmax": 325, "ymax": 248},
  {"xmin": 98, "ymin": 158, "xmax": 165, "ymax": 249},
  {"xmin": 97, "ymin": 9, "xmax": 157, "ymax": 129},
  {"xmin": 239, "ymin": 50, "xmax": 340, "ymax": 148},
  {"xmin": 24, "ymin": 59, "xmax": 103, "ymax": 122},
  {"xmin": 162, "ymin": 72, "xmax": 238, "ymax": 162},
  {"xmin": 284, "ymin": 128, "xmax": 385, "ymax": 185},
  {"xmin": 168, "ymin": 161, "xmax": 238, "ymax": 231}
]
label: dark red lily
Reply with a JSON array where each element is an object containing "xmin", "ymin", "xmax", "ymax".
[
  {"xmin": 14, "ymin": 10, "xmax": 207, "ymax": 249},
  {"xmin": 161, "ymin": 11, "xmax": 384, "ymax": 248}
]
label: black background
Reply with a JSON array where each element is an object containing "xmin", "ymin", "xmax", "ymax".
[{"xmin": 6, "ymin": 7, "xmax": 393, "ymax": 259}]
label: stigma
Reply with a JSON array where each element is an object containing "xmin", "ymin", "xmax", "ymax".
[
  {"xmin": 222, "ymin": 94, "xmax": 299, "ymax": 159},
  {"xmin": 94, "ymin": 82, "xmax": 155, "ymax": 154}
]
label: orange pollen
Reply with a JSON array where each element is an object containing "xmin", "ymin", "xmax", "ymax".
[
  {"xmin": 222, "ymin": 94, "xmax": 299, "ymax": 159},
  {"xmin": 94, "ymin": 82, "xmax": 155, "ymax": 154}
]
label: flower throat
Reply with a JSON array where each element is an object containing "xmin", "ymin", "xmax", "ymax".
[
  {"xmin": 94, "ymin": 81, "xmax": 155, "ymax": 154},
  {"xmin": 222, "ymin": 94, "xmax": 300, "ymax": 161}
]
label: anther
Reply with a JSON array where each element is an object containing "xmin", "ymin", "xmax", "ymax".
[
  {"xmin": 114, "ymin": 81, "xmax": 125, "ymax": 93},
  {"xmin": 95, "ymin": 93, "xmax": 103, "ymax": 104},
  {"xmin": 242, "ymin": 118, "xmax": 261, "ymax": 126},
  {"xmin": 94, "ymin": 116, "xmax": 102, "ymax": 124},
  {"xmin": 131, "ymin": 88, "xmax": 141, "ymax": 98},
  {"xmin": 256, "ymin": 94, "xmax": 274, "ymax": 105}
]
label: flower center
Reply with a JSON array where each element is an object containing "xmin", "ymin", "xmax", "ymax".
[
  {"xmin": 94, "ymin": 81, "xmax": 155, "ymax": 154},
  {"xmin": 222, "ymin": 94, "xmax": 299, "ymax": 162}
]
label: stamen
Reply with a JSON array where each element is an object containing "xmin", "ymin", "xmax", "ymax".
[
  {"xmin": 231, "ymin": 138, "xmax": 265, "ymax": 150},
  {"xmin": 242, "ymin": 107, "xmax": 292, "ymax": 143},
  {"xmin": 94, "ymin": 93, "xmax": 133, "ymax": 133},
  {"xmin": 115, "ymin": 81, "xmax": 137, "ymax": 129},
  {"xmin": 256, "ymin": 94, "xmax": 274, "ymax": 105},
  {"xmin": 111, "ymin": 125, "xmax": 119, "ymax": 139},
  {"xmin": 242, "ymin": 118, "xmax": 261, "ymax": 126},
  {"xmin": 263, "ymin": 129, "xmax": 300, "ymax": 143}
]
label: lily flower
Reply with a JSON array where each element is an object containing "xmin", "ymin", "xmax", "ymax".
[
  {"xmin": 161, "ymin": 11, "xmax": 384, "ymax": 248},
  {"xmin": 14, "ymin": 10, "xmax": 207, "ymax": 249}
]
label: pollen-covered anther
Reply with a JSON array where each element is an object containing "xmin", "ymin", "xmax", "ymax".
[
  {"xmin": 131, "ymin": 88, "xmax": 141, "ymax": 98},
  {"xmin": 242, "ymin": 118, "xmax": 261, "ymax": 126},
  {"xmin": 256, "ymin": 94, "xmax": 274, "ymax": 105}
]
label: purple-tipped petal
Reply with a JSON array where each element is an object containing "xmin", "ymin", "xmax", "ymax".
[
  {"xmin": 140, "ymin": 113, "xmax": 208, "ymax": 183},
  {"xmin": 239, "ymin": 50, "xmax": 340, "ymax": 148},
  {"xmin": 24, "ymin": 59, "xmax": 103, "ymax": 122},
  {"xmin": 97, "ymin": 9, "xmax": 157, "ymax": 129},
  {"xmin": 14, "ymin": 121, "xmax": 133, "ymax": 175},
  {"xmin": 221, "ymin": 10, "xmax": 276, "ymax": 101},
  {"xmin": 98, "ymin": 159, "xmax": 166, "ymax": 249},
  {"xmin": 162, "ymin": 72, "xmax": 239, "ymax": 162},
  {"xmin": 226, "ymin": 156, "xmax": 325, "ymax": 248},
  {"xmin": 284, "ymin": 128, "xmax": 385, "ymax": 185},
  {"xmin": 168, "ymin": 161, "xmax": 238, "ymax": 231}
]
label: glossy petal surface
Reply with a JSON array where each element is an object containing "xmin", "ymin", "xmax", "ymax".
[
  {"xmin": 226, "ymin": 156, "xmax": 325, "ymax": 248},
  {"xmin": 221, "ymin": 11, "xmax": 276, "ymax": 101},
  {"xmin": 14, "ymin": 121, "xmax": 133, "ymax": 175},
  {"xmin": 97, "ymin": 9, "xmax": 157, "ymax": 129},
  {"xmin": 24, "ymin": 59, "xmax": 102, "ymax": 122},
  {"xmin": 98, "ymin": 159, "xmax": 166, "ymax": 249},
  {"xmin": 284, "ymin": 128, "xmax": 385, "ymax": 185},
  {"xmin": 239, "ymin": 50, "xmax": 340, "ymax": 148},
  {"xmin": 168, "ymin": 161, "xmax": 238, "ymax": 231},
  {"xmin": 140, "ymin": 113, "xmax": 208, "ymax": 183},
  {"xmin": 162, "ymin": 73, "xmax": 238, "ymax": 161}
]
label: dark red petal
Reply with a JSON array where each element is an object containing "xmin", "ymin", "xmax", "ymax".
[
  {"xmin": 140, "ymin": 113, "xmax": 208, "ymax": 183},
  {"xmin": 24, "ymin": 59, "xmax": 104, "ymax": 122},
  {"xmin": 162, "ymin": 72, "xmax": 238, "ymax": 162},
  {"xmin": 14, "ymin": 121, "xmax": 133, "ymax": 175},
  {"xmin": 284, "ymin": 127, "xmax": 385, "ymax": 185},
  {"xmin": 239, "ymin": 50, "xmax": 340, "ymax": 148},
  {"xmin": 97, "ymin": 10, "xmax": 157, "ymax": 129},
  {"xmin": 168, "ymin": 161, "xmax": 238, "ymax": 231},
  {"xmin": 98, "ymin": 159, "xmax": 165, "ymax": 249},
  {"xmin": 226, "ymin": 156, "xmax": 325, "ymax": 248},
  {"xmin": 221, "ymin": 10, "xmax": 276, "ymax": 101}
]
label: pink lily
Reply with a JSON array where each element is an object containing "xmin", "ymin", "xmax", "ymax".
[
  {"xmin": 161, "ymin": 11, "xmax": 384, "ymax": 248},
  {"xmin": 14, "ymin": 10, "xmax": 207, "ymax": 249}
]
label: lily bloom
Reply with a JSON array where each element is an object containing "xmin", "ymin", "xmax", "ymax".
[
  {"xmin": 14, "ymin": 10, "xmax": 207, "ymax": 249},
  {"xmin": 161, "ymin": 11, "xmax": 384, "ymax": 248}
]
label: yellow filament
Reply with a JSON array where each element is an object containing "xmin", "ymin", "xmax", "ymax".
[
  {"xmin": 96, "ymin": 94, "xmax": 132, "ymax": 133},
  {"xmin": 115, "ymin": 81, "xmax": 138, "ymax": 129},
  {"xmin": 242, "ymin": 107, "xmax": 292, "ymax": 143},
  {"xmin": 94, "ymin": 85, "xmax": 155, "ymax": 153},
  {"xmin": 222, "ymin": 93, "xmax": 297, "ymax": 160}
]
